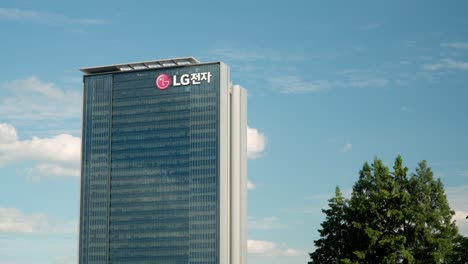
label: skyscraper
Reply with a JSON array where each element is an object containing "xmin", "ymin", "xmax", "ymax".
[{"xmin": 79, "ymin": 58, "xmax": 247, "ymax": 264}]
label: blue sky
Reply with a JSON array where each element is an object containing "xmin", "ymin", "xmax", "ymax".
[{"xmin": 1, "ymin": 1, "xmax": 468, "ymax": 263}]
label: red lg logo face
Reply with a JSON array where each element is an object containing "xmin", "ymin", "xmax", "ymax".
[{"xmin": 156, "ymin": 74, "xmax": 171, "ymax": 90}]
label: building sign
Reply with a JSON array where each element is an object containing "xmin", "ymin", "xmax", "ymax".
[
  {"xmin": 156, "ymin": 72, "xmax": 212, "ymax": 90},
  {"xmin": 155, "ymin": 74, "xmax": 171, "ymax": 90}
]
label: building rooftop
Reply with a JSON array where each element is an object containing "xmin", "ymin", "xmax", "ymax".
[{"xmin": 80, "ymin": 57, "xmax": 200, "ymax": 75}]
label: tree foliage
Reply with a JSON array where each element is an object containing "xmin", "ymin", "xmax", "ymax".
[
  {"xmin": 309, "ymin": 187, "xmax": 349, "ymax": 263},
  {"xmin": 308, "ymin": 156, "xmax": 465, "ymax": 264},
  {"xmin": 450, "ymin": 233, "xmax": 468, "ymax": 264}
]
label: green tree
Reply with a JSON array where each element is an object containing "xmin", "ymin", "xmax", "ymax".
[
  {"xmin": 450, "ymin": 233, "xmax": 468, "ymax": 264},
  {"xmin": 405, "ymin": 161, "xmax": 458, "ymax": 263},
  {"xmin": 448, "ymin": 216, "xmax": 468, "ymax": 264},
  {"xmin": 308, "ymin": 156, "xmax": 461, "ymax": 264},
  {"xmin": 343, "ymin": 157, "xmax": 413, "ymax": 264},
  {"xmin": 309, "ymin": 187, "xmax": 349, "ymax": 264}
]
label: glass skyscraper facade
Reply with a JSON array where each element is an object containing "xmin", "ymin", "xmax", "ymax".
[{"xmin": 79, "ymin": 58, "xmax": 247, "ymax": 264}]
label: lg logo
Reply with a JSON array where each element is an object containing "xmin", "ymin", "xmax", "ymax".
[{"xmin": 155, "ymin": 74, "xmax": 171, "ymax": 90}]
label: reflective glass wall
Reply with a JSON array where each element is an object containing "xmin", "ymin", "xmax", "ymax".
[
  {"xmin": 80, "ymin": 74, "xmax": 113, "ymax": 263},
  {"xmin": 79, "ymin": 64, "xmax": 221, "ymax": 264}
]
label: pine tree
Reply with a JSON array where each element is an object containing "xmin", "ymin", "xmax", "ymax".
[
  {"xmin": 343, "ymin": 157, "xmax": 413, "ymax": 263},
  {"xmin": 308, "ymin": 156, "xmax": 461, "ymax": 264},
  {"xmin": 406, "ymin": 161, "xmax": 459, "ymax": 263},
  {"xmin": 309, "ymin": 187, "xmax": 349, "ymax": 264},
  {"xmin": 449, "ymin": 232, "xmax": 468, "ymax": 264}
]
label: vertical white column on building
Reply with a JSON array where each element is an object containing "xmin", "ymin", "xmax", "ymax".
[
  {"xmin": 231, "ymin": 85, "xmax": 248, "ymax": 264},
  {"xmin": 219, "ymin": 63, "xmax": 231, "ymax": 264},
  {"xmin": 240, "ymin": 87, "xmax": 247, "ymax": 264}
]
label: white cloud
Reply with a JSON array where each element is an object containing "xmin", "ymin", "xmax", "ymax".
[
  {"xmin": 270, "ymin": 76, "xmax": 330, "ymax": 94},
  {"xmin": 0, "ymin": 208, "xmax": 77, "ymax": 234},
  {"xmin": 0, "ymin": 123, "xmax": 80, "ymax": 179},
  {"xmin": 282, "ymin": 248, "xmax": 304, "ymax": 257},
  {"xmin": 423, "ymin": 58, "xmax": 468, "ymax": 71},
  {"xmin": 247, "ymin": 127, "xmax": 266, "ymax": 159},
  {"xmin": 0, "ymin": 123, "xmax": 17, "ymax": 144},
  {"xmin": 249, "ymin": 217, "xmax": 288, "ymax": 230},
  {"xmin": 0, "ymin": 8, "xmax": 106, "ymax": 25},
  {"xmin": 0, "ymin": 76, "xmax": 82, "ymax": 121},
  {"xmin": 247, "ymin": 180, "xmax": 256, "ymax": 190},
  {"xmin": 446, "ymin": 184, "xmax": 468, "ymax": 236},
  {"xmin": 339, "ymin": 69, "xmax": 392, "ymax": 89},
  {"xmin": 349, "ymin": 78, "xmax": 388, "ymax": 88},
  {"xmin": 453, "ymin": 211, "xmax": 468, "ymax": 221},
  {"xmin": 248, "ymin": 240, "xmax": 277, "ymax": 255},
  {"xmin": 0, "ymin": 208, "xmax": 48, "ymax": 233},
  {"xmin": 248, "ymin": 240, "xmax": 304, "ymax": 257},
  {"xmin": 441, "ymin": 42, "xmax": 468, "ymax": 50},
  {"xmin": 0, "ymin": 123, "xmax": 80, "ymax": 165},
  {"xmin": 340, "ymin": 142, "xmax": 352, "ymax": 153},
  {"xmin": 454, "ymin": 211, "xmax": 468, "ymax": 236}
]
